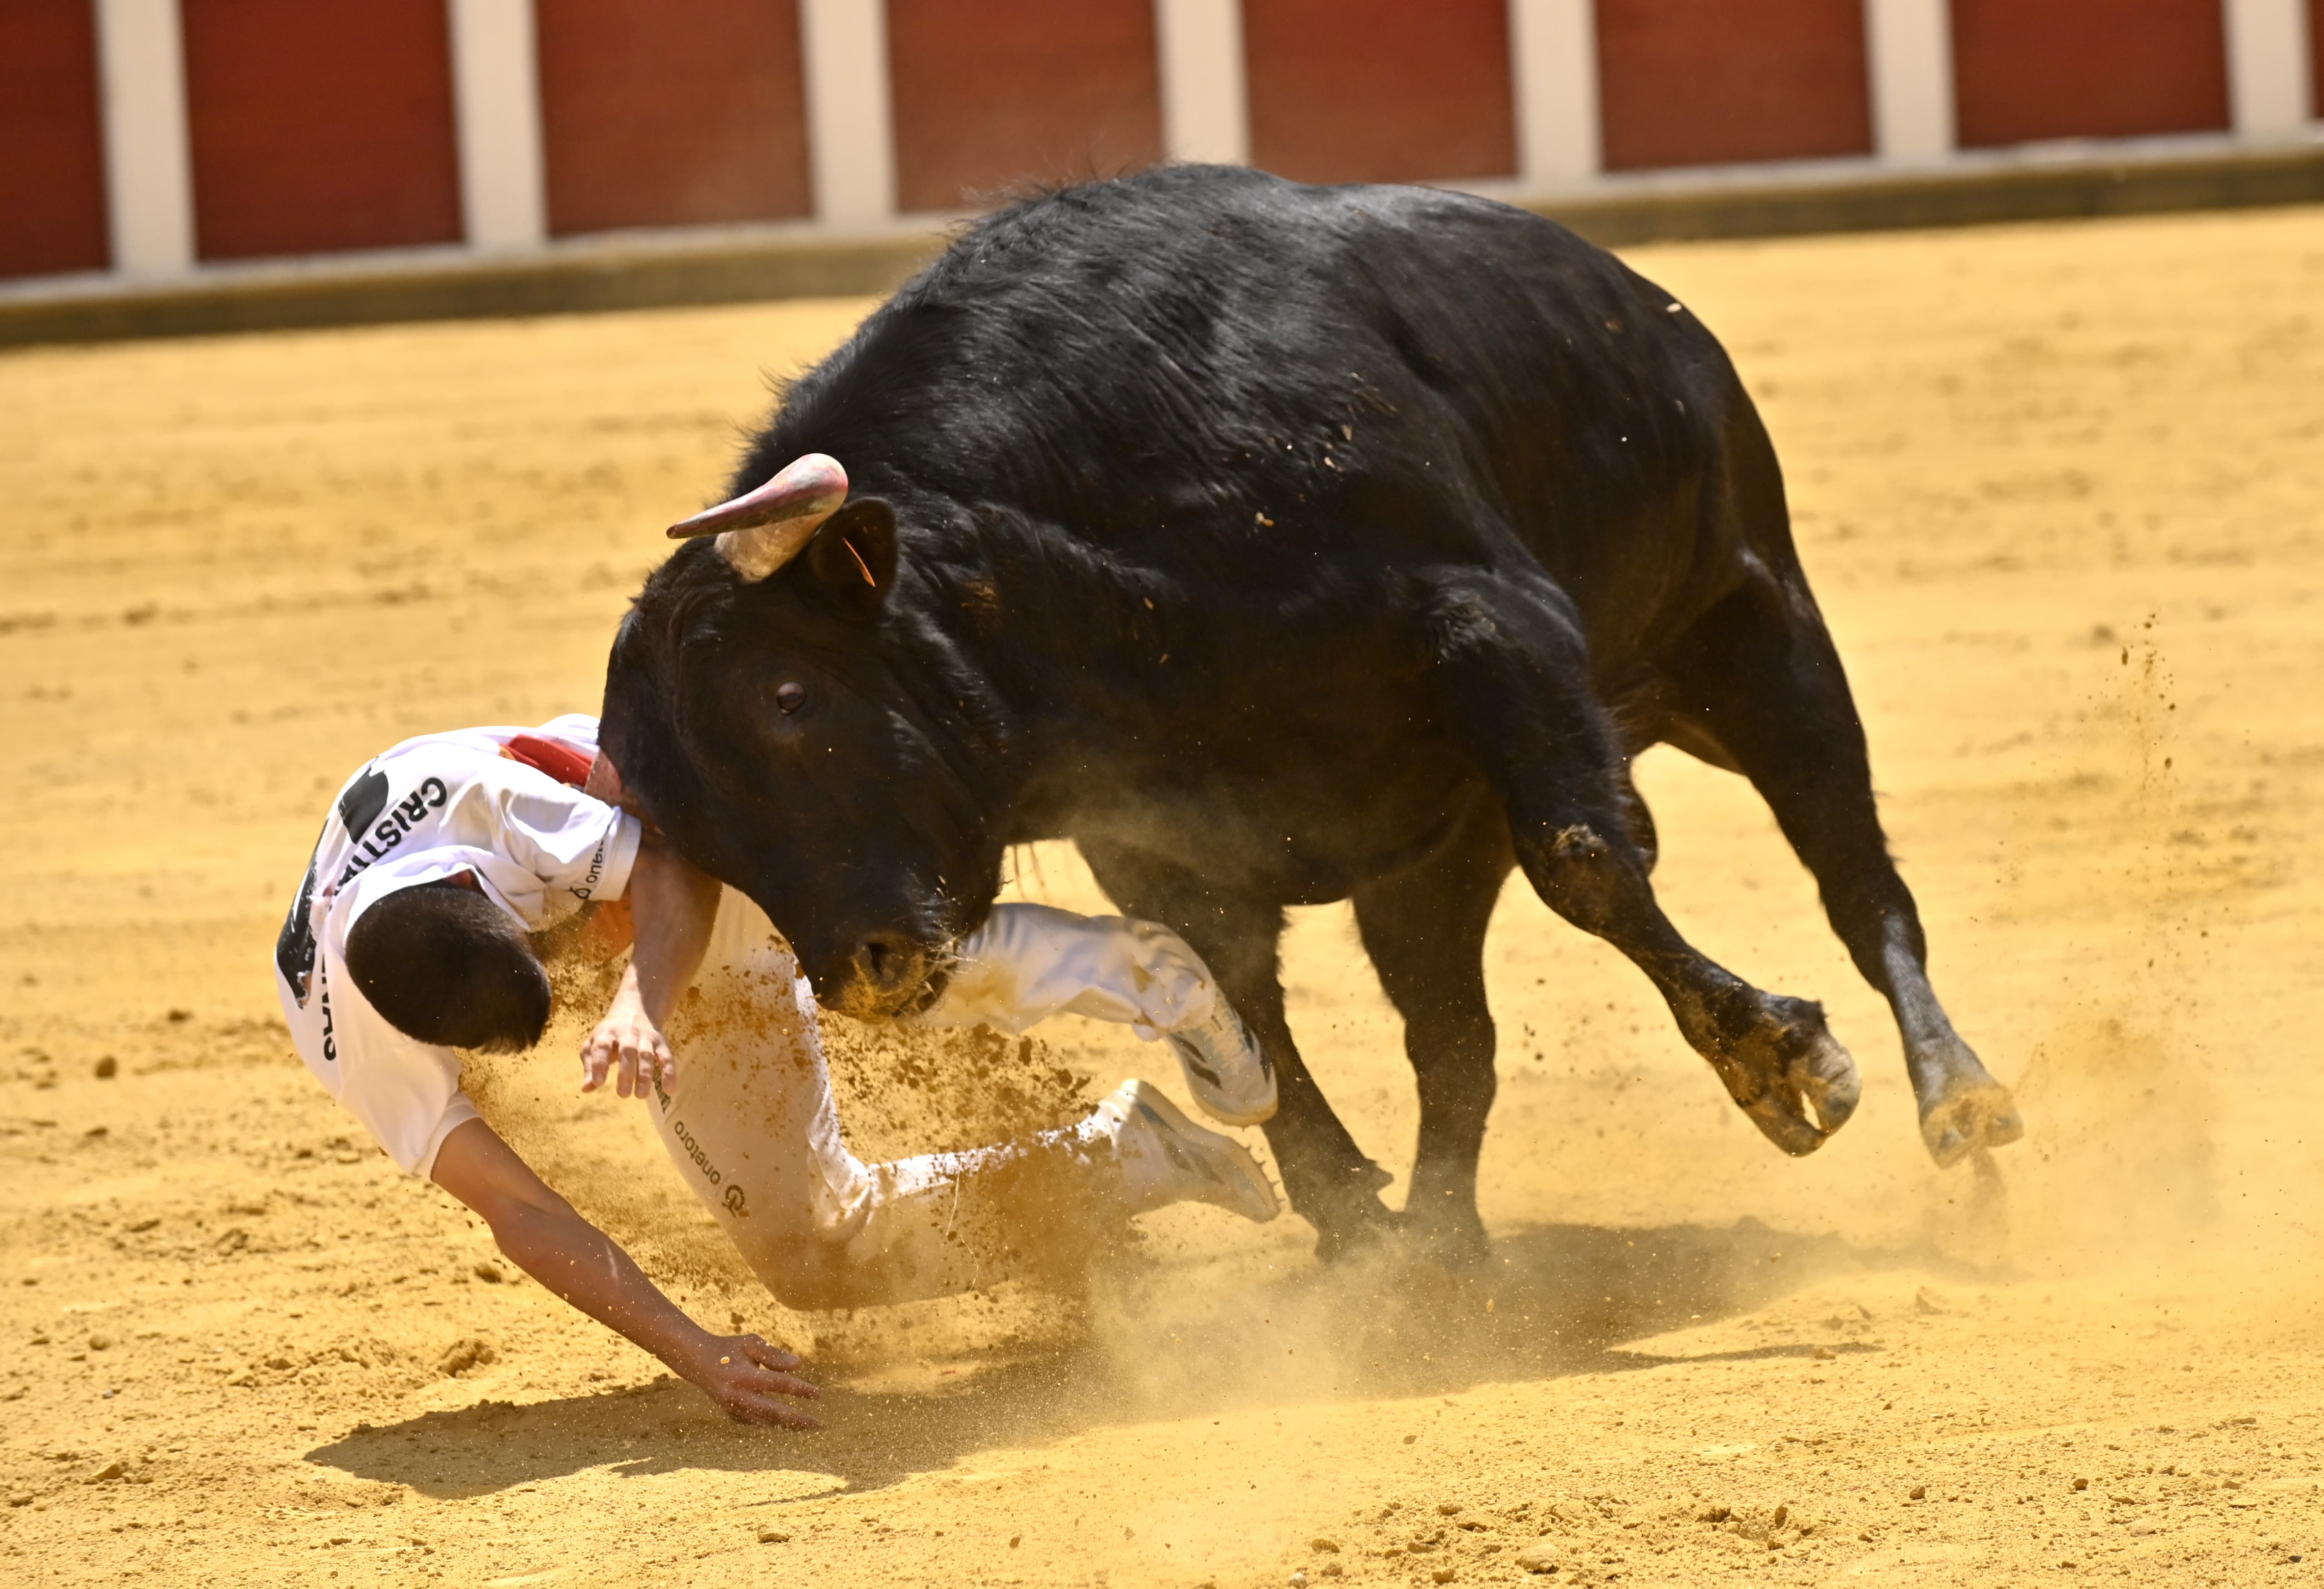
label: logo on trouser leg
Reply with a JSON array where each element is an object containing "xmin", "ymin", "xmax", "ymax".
[{"xmin": 671, "ymin": 1119, "xmax": 750, "ymax": 1219}]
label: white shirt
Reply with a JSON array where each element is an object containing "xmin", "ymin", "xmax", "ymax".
[{"xmin": 272, "ymin": 715, "xmax": 641, "ymax": 1177}]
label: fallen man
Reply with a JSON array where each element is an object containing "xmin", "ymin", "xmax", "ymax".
[{"xmin": 272, "ymin": 713, "xmax": 1278, "ymax": 1427}]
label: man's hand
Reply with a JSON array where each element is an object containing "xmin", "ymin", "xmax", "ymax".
[
  {"xmin": 431, "ymin": 1119, "xmax": 822, "ymax": 1432},
  {"xmin": 577, "ymin": 806, "xmax": 721, "ymax": 1101},
  {"xmin": 581, "ymin": 985, "xmax": 672, "ymax": 1099},
  {"xmin": 675, "ymin": 1334, "xmax": 823, "ymax": 1428}
]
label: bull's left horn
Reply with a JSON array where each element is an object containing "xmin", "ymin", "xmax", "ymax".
[{"xmin": 666, "ymin": 453, "xmax": 848, "ymax": 582}]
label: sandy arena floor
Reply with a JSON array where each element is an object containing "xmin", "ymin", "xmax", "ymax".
[{"xmin": 4, "ymin": 202, "xmax": 2324, "ymax": 1588}]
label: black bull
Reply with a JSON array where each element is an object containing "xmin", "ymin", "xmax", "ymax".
[{"xmin": 600, "ymin": 165, "xmax": 2023, "ymax": 1258}]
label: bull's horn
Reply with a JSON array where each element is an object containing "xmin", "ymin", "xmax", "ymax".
[{"xmin": 666, "ymin": 453, "xmax": 848, "ymax": 582}]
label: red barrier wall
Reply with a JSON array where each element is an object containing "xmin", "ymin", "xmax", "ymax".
[
  {"xmin": 0, "ymin": 0, "xmax": 110, "ymax": 278},
  {"xmin": 1952, "ymin": 0, "xmax": 2230, "ymax": 147},
  {"xmin": 889, "ymin": 0, "xmax": 1163, "ymax": 213},
  {"xmin": 2312, "ymin": 0, "xmax": 2324, "ymax": 126},
  {"xmin": 1595, "ymin": 0, "xmax": 1872, "ymax": 172},
  {"xmin": 537, "ymin": 0, "xmax": 812, "ymax": 236},
  {"xmin": 183, "ymin": 0, "xmax": 463, "ymax": 261},
  {"xmin": 1243, "ymin": 0, "xmax": 1515, "ymax": 183}
]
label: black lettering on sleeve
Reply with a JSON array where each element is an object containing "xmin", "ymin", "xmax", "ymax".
[
  {"xmin": 275, "ymin": 858, "xmax": 320, "ymax": 1004},
  {"xmin": 337, "ymin": 766, "xmax": 390, "ymax": 836}
]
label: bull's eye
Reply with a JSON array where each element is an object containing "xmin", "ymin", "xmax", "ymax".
[{"xmin": 774, "ymin": 681, "xmax": 807, "ymax": 715}]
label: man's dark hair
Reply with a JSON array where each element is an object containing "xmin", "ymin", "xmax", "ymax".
[{"xmin": 344, "ymin": 881, "xmax": 551, "ymax": 1052}]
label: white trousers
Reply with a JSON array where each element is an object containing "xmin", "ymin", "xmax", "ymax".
[{"xmin": 649, "ymin": 893, "xmax": 1205, "ymax": 1309}]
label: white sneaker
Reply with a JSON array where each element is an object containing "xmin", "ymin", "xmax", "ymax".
[
  {"xmin": 1096, "ymin": 1079, "xmax": 1279, "ymax": 1224},
  {"xmin": 1163, "ymin": 999, "xmax": 1277, "ymax": 1127}
]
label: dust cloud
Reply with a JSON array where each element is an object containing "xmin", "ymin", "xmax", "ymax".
[{"xmin": 476, "ymin": 921, "xmax": 1114, "ymax": 1361}]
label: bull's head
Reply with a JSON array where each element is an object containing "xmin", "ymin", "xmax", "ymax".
[{"xmin": 601, "ymin": 455, "xmax": 1006, "ymax": 1018}]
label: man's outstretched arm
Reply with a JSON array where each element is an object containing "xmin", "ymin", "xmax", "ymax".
[
  {"xmin": 429, "ymin": 1117, "xmax": 818, "ymax": 1427},
  {"xmin": 579, "ymin": 827, "xmax": 722, "ymax": 1097}
]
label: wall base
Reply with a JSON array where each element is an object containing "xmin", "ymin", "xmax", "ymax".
[{"xmin": 3, "ymin": 142, "xmax": 2321, "ymax": 350}]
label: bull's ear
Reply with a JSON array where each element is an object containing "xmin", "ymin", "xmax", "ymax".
[{"xmin": 801, "ymin": 497, "xmax": 896, "ymax": 615}]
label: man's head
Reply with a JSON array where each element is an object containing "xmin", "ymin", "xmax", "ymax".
[{"xmin": 344, "ymin": 879, "xmax": 551, "ymax": 1052}]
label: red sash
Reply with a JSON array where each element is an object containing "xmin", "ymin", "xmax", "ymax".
[{"xmin": 500, "ymin": 733, "xmax": 596, "ymax": 790}]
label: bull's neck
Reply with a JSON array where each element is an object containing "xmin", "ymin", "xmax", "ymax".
[{"xmin": 911, "ymin": 494, "xmax": 1210, "ymax": 845}]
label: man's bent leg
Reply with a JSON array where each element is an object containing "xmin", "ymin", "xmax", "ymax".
[
  {"xmin": 654, "ymin": 897, "xmax": 1267, "ymax": 1311},
  {"xmin": 915, "ymin": 903, "xmax": 1278, "ymax": 1126}
]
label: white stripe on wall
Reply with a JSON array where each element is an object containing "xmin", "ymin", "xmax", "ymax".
[
  {"xmin": 94, "ymin": 0, "xmax": 195, "ymax": 277},
  {"xmin": 1866, "ymin": 0, "xmax": 1955, "ymax": 165},
  {"xmin": 2225, "ymin": 0, "xmax": 2317, "ymax": 138},
  {"xmin": 1510, "ymin": 0, "xmax": 1600, "ymax": 187},
  {"xmin": 1157, "ymin": 0, "xmax": 1250, "ymax": 166},
  {"xmin": 49, "ymin": 0, "xmax": 2324, "ymax": 291},
  {"xmin": 801, "ymin": 0, "xmax": 897, "ymax": 222},
  {"xmin": 448, "ymin": 0, "xmax": 547, "ymax": 251}
]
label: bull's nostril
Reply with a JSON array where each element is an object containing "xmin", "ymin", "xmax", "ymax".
[{"xmin": 858, "ymin": 933, "xmax": 912, "ymax": 985}]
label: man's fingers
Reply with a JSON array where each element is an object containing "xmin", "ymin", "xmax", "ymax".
[
  {"xmin": 580, "ymin": 1023, "xmax": 669, "ymax": 1101},
  {"xmin": 738, "ymin": 1337, "xmax": 804, "ymax": 1373},
  {"xmin": 755, "ymin": 1366, "xmax": 820, "ymax": 1399},
  {"xmin": 730, "ymin": 1366, "xmax": 821, "ymax": 1403},
  {"xmin": 638, "ymin": 1035, "xmax": 670, "ymax": 1094},
  {"xmin": 695, "ymin": 1338, "xmax": 818, "ymax": 1427},
  {"xmin": 734, "ymin": 1366, "xmax": 821, "ymax": 1402},
  {"xmin": 721, "ymin": 1339, "xmax": 818, "ymax": 1398}
]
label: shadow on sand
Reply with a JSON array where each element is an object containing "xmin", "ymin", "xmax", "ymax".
[{"xmin": 308, "ymin": 1214, "xmax": 1967, "ymax": 1502}]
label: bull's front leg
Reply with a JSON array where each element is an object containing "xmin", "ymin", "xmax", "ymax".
[
  {"xmin": 1418, "ymin": 573, "xmax": 1861, "ymax": 1154},
  {"xmin": 1257, "ymin": 1033, "xmax": 1399, "ymax": 1261},
  {"xmin": 1351, "ymin": 792, "xmax": 1513, "ymax": 1265},
  {"xmin": 1077, "ymin": 840, "xmax": 1394, "ymax": 1258}
]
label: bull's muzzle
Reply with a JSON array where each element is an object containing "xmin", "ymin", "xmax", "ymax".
[{"xmin": 830, "ymin": 930, "xmax": 948, "ymax": 1020}]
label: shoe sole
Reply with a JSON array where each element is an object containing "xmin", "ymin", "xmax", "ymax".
[
  {"xmin": 1166, "ymin": 1033, "xmax": 1279, "ymax": 1127},
  {"xmin": 1125, "ymin": 1080, "xmax": 1279, "ymax": 1223}
]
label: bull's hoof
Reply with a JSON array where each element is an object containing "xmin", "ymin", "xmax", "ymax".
[
  {"xmin": 1297, "ymin": 1159, "xmax": 1397, "ymax": 1264},
  {"xmin": 1310, "ymin": 1215, "xmax": 1389, "ymax": 1265},
  {"xmin": 1390, "ymin": 1190, "xmax": 1491, "ymax": 1268},
  {"xmin": 1919, "ymin": 1067, "xmax": 2024, "ymax": 1169},
  {"xmin": 1400, "ymin": 1214, "xmax": 1491, "ymax": 1268},
  {"xmin": 1712, "ymin": 995, "xmax": 1861, "ymax": 1157}
]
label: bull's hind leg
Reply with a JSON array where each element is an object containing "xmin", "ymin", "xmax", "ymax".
[
  {"xmin": 1660, "ymin": 576, "xmax": 2023, "ymax": 1166},
  {"xmin": 1077, "ymin": 840, "xmax": 1394, "ymax": 1258},
  {"xmin": 1420, "ymin": 574, "xmax": 1862, "ymax": 1155},
  {"xmin": 1351, "ymin": 794, "xmax": 1512, "ymax": 1264}
]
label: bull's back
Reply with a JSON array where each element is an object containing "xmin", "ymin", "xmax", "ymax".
[
  {"xmin": 778, "ymin": 170, "xmax": 1779, "ymax": 662},
  {"xmin": 1259, "ymin": 177, "xmax": 1784, "ymax": 661},
  {"xmin": 736, "ymin": 170, "xmax": 1805, "ymax": 890}
]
